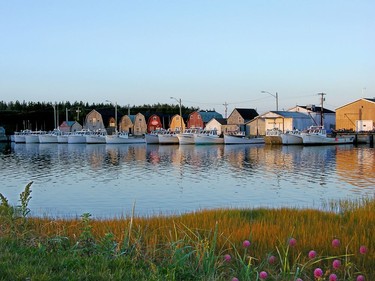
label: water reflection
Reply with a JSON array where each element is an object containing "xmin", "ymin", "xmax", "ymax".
[{"xmin": 1, "ymin": 143, "xmax": 374, "ymax": 217}]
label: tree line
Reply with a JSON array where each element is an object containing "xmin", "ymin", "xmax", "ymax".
[{"xmin": 0, "ymin": 100, "xmax": 200, "ymax": 133}]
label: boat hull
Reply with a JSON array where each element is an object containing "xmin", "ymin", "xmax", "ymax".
[
  {"xmin": 106, "ymin": 135, "xmax": 146, "ymax": 144},
  {"xmin": 68, "ymin": 135, "xmax": 87, "ymax": 144},
  {"xmin": 158, "ymin": 135, "xmax": 179, "ymax": 144},
  {"xmin": 224, "ymin": 135, "xmax": 265, "ymax": 145},
  {"xmin": 177, "ymin": 134, "xmax": 196, "ymax": 145},
  {"xmin": 14, "ymin": 135, "xmax": 26, "ymax": 143},
  {"xmin": 39, "ymin": 135, "xmax": 58, "ymax": 143},
  {"xmin": 194, "ymin": 136, "xmax": 224, "ymax": 145},
  {"xmin": 302, "ymin": 135, "xmax": 354, "ymax": 145},
  {"xmin": 145, "ymin": 134, "xmax": 159, "ymax": 144},
  {"xmin": 280, "ymin": 134, "xmax": 303, "ymax": 145},
  {"xmin": 25, "ymin": 135, "xmax": 41, "ymax": 144},
  {"xmin": 86, "ymin": 135, "xmax": 106, "ymax": 144},
  {"xmin": 57, "ymin": 135, "xmax": 69, "ymax": 143}
]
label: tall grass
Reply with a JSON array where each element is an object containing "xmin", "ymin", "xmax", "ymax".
[{"xmin": 1, "ymin": 184, "xmax": 373, "ymax": 280}]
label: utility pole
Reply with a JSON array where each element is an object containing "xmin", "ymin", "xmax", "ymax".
[
  {"xmin": 318, "ymin": 93, "xmax": 326, "ymax": 127},
  {"xmin": 52, "ymin": 103, "xmax": 57, "ymax": 129},
  {"xmin": 223, "ymin": 102, "xmax": 228, "ymax": 118},
  {"xmin": 66, "ymin": 108, "xmax": 70, "ymax": 122},
  {"xmin": 76, "ymin": 107, "xmax": 81, "ymax": 121}
]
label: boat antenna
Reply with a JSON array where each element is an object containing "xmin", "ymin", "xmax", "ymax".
[{"xmin": 318, "ymin": 93, "xmax": 326, "ymax": 126}]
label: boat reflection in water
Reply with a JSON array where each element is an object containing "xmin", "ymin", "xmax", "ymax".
[{"xmin": 2, "ymin": 143, "xmax": 374, "ymax": 218}]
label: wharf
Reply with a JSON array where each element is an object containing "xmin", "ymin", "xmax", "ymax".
[{"xmin": 336, "ymin": 132, "xmax": 375, "ymax": 145}]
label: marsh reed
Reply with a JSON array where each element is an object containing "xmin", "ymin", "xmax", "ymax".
[{"xmin": 1, "ymin": 183, "xmax": 373, "ymax": 280}]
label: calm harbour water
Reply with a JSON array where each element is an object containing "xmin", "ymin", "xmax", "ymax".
[{"xmin": 0, "ymin": 142, "xmax": 374, "ymax": 218}]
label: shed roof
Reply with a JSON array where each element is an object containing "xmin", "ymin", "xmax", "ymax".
[
  {"xmin": 335, "ymin": 98, "xmax": 375, "ymax": 110},
  {"xmin": 234, "ymin": 108, "xmax": 259, "ymax": 120},
  {"xmin": 199, "ymin": 111, "xmax": 223, "ymax": 123},
  {"xmin": 213, "ymin": 118, "xmax": 227, "ymax": 125},
  {"xmin": 294, "ymin": 105, "xmax": 335, "ymax": 114},
  {"xmin": 270, "ymin": 111, "xmax": 312, "ymax": 118}
]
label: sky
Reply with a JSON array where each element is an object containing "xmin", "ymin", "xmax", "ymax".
[{"xmin": 0, "ymin": 0, "xmax": 374, "ymax": 116}]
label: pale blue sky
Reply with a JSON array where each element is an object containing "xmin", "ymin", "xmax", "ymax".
[{"xmin": 0, "ymin": 0, "xmax": 373, "ymax": 116}]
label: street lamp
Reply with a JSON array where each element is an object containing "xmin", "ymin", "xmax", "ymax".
[
  {"xmin": 261, "ymin": 91, "xmax": 279, "ymax": 111},
  {"xmin": 170, "ymin": 97, "xmax": 183, "ymax": 132},
  {"xmin": 106, "ymin": 100, "xmax": 118, "ymax": 132}
]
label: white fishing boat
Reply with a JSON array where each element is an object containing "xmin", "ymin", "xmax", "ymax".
[
  {"xmin": 194, "ymin": 129, "xmax": 224, "ymax": 145},
  {"xmin": 106, "ymin": 132, "xmax": 146, "ymax": 144},
  {"xmin": 25, "ymin": 131, "xmax": 46, "ymax": 143},
  {"xmin": 86, "ymin": 130, "xmax": 107, "ymax": 144},
  {"xmin": 158, "ymin": 130, "xmax": 179, "ymax": 144},
  {"xmin": 68, "ymin": 130, "xmax": 91, "ymax": 144},
  {"xmin": 264, "ymin": 128, "xmax": 283, "ymax": 144},
  {"xmin": 14, "ymin": 130, "xmax": 32, "ymax": 143},
  {"xmin": 224, "ymin": 132, "xmax": 265, "ymax": 145},
  {"xmin": 280, "ymin": 129, "xmax": 303, "ymax": 145},
  {"xmin": 145, "ymin": 129, "xmax": 165, "ymax": 144},
  {"xmin": 57, "ymin": 132, "xmax": 70, "ymax": 143},
  {"xmin": 39, "ymin": 129, "xmax": 62, "ymax": 143},
  {"xmin": 177, "ymin": 128, "xmax": 201, "ymax": 145},
  {"xmin": 301, "ymin": 126, "xmax": 355, "ymax": 145}
]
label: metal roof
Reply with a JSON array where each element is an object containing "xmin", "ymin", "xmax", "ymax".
[
  {"xmin": 233, "ymin": 108, "xmax": 259, "ymax": 120},
  {"xmin": 269, "ymin": 111, "xmax": 311, "ymax": 118},
  {"xmin": 199, "ymin": 111, "xmax": 223, "ymax": 123}
]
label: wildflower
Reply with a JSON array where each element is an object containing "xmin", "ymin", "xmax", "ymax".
[
  {"xmin": 243, "ymin": 240, "xmax": 251, "ymax": 248},
  {"xmin": 288, "ymin": 237, "xmax": 297, "ymax": 247},
  {"xmin": 232, "ymin": 278, "xmax": 239, "ymax": 281},
  {"xmin": 359, "ymin": 245, "xmax": 367, "ymax": 255},
  {"xmin": 268, "ymin": 255, "xmax": 276, "ymax": 264},
  {"xmin": 224, "ymin": 254, "xmax": 231, "ymax": 262},
  {"xmin": 332, "ymin": 238, "xmax": 340, "ymax": 248},
  {"xmin": 259, "ymin": 271, "xmax": 268, "ymax": 280},
  {"xmin": 332, "ymin": 259, "xmax": 341, "ymax": 269},
  {"xmin": 329, "ymin": 273, "xmax": 338, "ymax": 281},
  {"xmin": 314, "ymin": 268, "xmax": 323, "ymax": 278},
  {"xmin": 356, "ymin": 275, "xmax": 365, "ymax": 281},
  {"xmin": 308, "ymin": 250, "xmax": 317, "ymax": 259},
  {"xmin": 296, "ymin": 279, "xmax": 303, "ymax": 281}
]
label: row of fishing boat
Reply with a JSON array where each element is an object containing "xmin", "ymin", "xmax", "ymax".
[
  {"xmin": 11, "ymin": 129, "xmax": 146, "ymax": 144},
  {"xmin": 146, "ymin": 128, "xmax": 265, "ymax": 145},
  {"xmin": 266, "ymin": 126, "xmax": 355, "ymax": 145}
]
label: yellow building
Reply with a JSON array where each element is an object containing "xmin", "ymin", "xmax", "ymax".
[
  {"xmin": 335, "ymin": 98, "xmax": 375, "ymax": 131},
  {"xmin": 169, "ymin": 114, "xmax": 186, "ymax": 132}
]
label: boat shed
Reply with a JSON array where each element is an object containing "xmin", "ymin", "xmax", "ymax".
[
  {"xmin": 261, "ymin": 111, "xmax": 314, "ymax": 132},
  {"xmin": 169, "ymin": 114, "xmax": 186, "ymax": 132},
  {"xmin": 84, "ymin": 109, "xmax": 106, "ymax": 131},
  {"xmin": 288, "ymin": 105, "xmax": 335, "ymax": 131},
  {"xmin": 120, "ymin": 113, "xmax": 147, "ymax": 135},
  {"xmin": 187, "ymin": 111, "xmax": 204, "ymax": 129},
  {"xmin": 147, "ymin": 114, "xmax": 163, "ymax": 132},
  {"xmin": 205, "ymin": 118, "xmax": 227, "ymax": 135},
  {"xmin": 335, "ymin": 98, "xmax": 375, "ymax": 132},
  {"xmin": 59, "ymin": 121, "xmax": 82, "ymax": 132},
  {"xmin": 223, "ymin": 108, "xmax": 258, "ymax": 133},
  {"xmin": 133, "ymin": 113, "xmax": 147, "ymax": 136},
  {"xmin": 198, "ymin": 111, "xmax": 223, "ymax": 127},
  {"xmin": 246, "ymin": 116, "xmax": 266, "ymax": 136}
]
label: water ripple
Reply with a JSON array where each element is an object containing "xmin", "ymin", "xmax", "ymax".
[{"xmin": 0, "ymin": 143, "xmax": 374, "ymax": 218}]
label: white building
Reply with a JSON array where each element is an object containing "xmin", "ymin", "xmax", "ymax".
[
  {"xmin": 261, "ymin": 111, "xmax": 314, "ymax": 132},
  {"xmin": 288, "ymin": 105, "xmax": 336, "ymax": 131}
]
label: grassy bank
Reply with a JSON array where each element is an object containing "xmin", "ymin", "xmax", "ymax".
[{"xmin": 1, "ymin": 183, "xmax": 373, "ymax": 280}]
